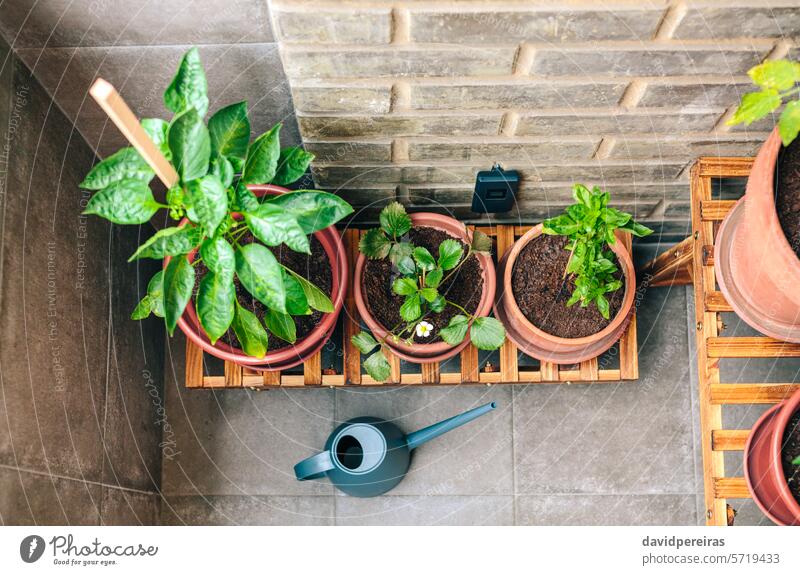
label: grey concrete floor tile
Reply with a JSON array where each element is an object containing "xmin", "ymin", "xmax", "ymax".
[
  {"xmin": 0, "ymin": 467, "xmax": 101, "ymax": 525},
  {"xmin": 100, "ymin": 487, "xmax": 158, "ymax": 526},
  {"xmin": 161, "ymin": 335, "xmax": 335, "ymax": 497},
  {"xmin": 334, "ymin": 385, "xmax": 513, "ymax": 495},
  {"xmin": 336, "ymin": 495, "xmax": 513, "ymax": 526},
  {"xmin": 516, "ymin": 494, "xmax": 697, "ymax": 525},
  {"xmin": 160, "ymin": 495, "xmax": 334, "ymax": 526},
  {"xmin": 724, "ymin": 498, "xmax": 775, "ymax": 527},
  {"xmin": 513, "ymin": 284, "xmax": 695, "ymax": 495}
]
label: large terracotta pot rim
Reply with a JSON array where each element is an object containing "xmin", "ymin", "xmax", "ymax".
[
  {"xmin": 353, "ymin": 212, "xmax": 496, "ymax": 359},
  {"xmin": 168, "ymin": 184, "xmax": 348, "ymax": 367},
  {"xmin": 500, "ymin": 224, "xmax": 635, "ymax": 345}
]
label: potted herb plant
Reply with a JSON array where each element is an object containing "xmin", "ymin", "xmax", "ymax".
[
  {"xmin": 494, "ymin": 184, "xmax": 651, "ymax": 364},
  {"xmin": 715, "ymin": 58, "xmax": 800, "ymax": 342},
  {"xmin": 744, "ymin": 389, "xmax": 800, "ymax": 525},
  {"xmin": 80, "ymin": 47, "xmax": 353, "ymax": 370},
  {"xmin": 351, "ymin": 203, "xmax": 504, "ymax": 381}
]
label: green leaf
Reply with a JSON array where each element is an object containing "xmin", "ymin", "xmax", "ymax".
[
  {"xmin": 267, "ymin": 190, "xmax": 353, "ymax": 234},
  {"xmin": 364, "ymin": 351, "xmax": 391, "ymax": 382},
  {"xmin": 284, "ymin": 267, "xmax": 333, "ymax": 313},
  {"xmin": 208, "ymin": 101, "xmax": 250, "ymax": 160},
  {"xmin": 572, "ymin": 183, "xmax": 592, "ymax": 206},
  {"xmin": 282, "ymin": 270, "xmax": 309, "ymax": 316},
  {"xmin": 396, "ymin": 256, "xmax": 416, "ymax": 275},
  {"xmin": 231, "ymin": 302, "xmax": 268, "ymax": 358},
  {"xmin": 749, "ymin": 59, "xmax": 800, "ymax": 91},
  {"xmin": 400, "ymin": 294, "xmax": 421, "ymax": 322},
  {"xmin": 429, "ymin": 294, "xmax": 446, "ymax": 313},
  {"xmin": 164, "ymin": 47, "xmax": 208, "ymax": 116},
  {"xmin": 779, "ymin": 100, "xmax": 800, "ymax": 146},
  {"xmin": 128, "ymin": 224, "xmax": 203, "ymax": 262},
  {"xmin": 595, "ymin": 293, "xmax": 610, "ymax": 320},
  {"xmin": 379, "ymin": 201, "xmax": 411, "ymax": 238},
  {"xmin": 197, "ymin": 271, "xmax": 235, "ymax": 344},
  {"xmin": 234, "ymin": 183, "xmax": 259, "ymax": 212},
  {"xmin": 793, "ymin": 455, "xmax": 800, "ymax": 466},
  {"xmin": 359, "ymin": 228, "xmax": 391, "ymax": 259},
  {"xmin": 185, "ymin": 174, "xmax": 227, "ymax": 233},
  {"xmin": 83, "ymin": 178, "xmax": 159, "ymax": 224},
  {"xmin": 168, "ymin": 108, "xmax": 211, "ymax": 182},
  {"xmin": 163, "ymin": 255, "xmax": 195, "ymax": 335},
  {"xmin": 351, "ymin": 331, "xmax": 380, "ymax": 354},
  {"xmin": 210, "ymin": 155, "xmax": 234, "ymax": 189},
  {"xmin": 440, "ymin": 314, "xmax": 469, "ymax": 346},
  {"xmin": 244, "ymin": 203, "xmax": 310, "ymax": 254},
  {"xmin": 235, "ymin": 243, "xmax": 286, "ymax": 313},
  {"xmin": 200, "ymin": 237, "xmax": 235, "ymax": 279},
  {"xmin": 147, "ymin": 271, "xmax": 165, "ymax": 317},
  {"xmin": 131, "ymin": 296, "xmax": 152, "ymax": 320},
  {"xmin": 412, "ymin": 247, "xmax": 436, "ymax": 271},
  {"xmin": 419, "ymin": 287, "xmax": 438, "ymax": 303},
  {"xmin": 389, "ymin": 241, "xmax": 413, "ymax": 265},
  {"xmin": 542, "ymin": 213, "xmax": 579, "ymax": 236},
  {"xmin": 437, "ymin": 239, "xmax": 463, "ymax": 270},
  {"xmin": 469, "ymin": 316, "xmax": 505, "ymax": 350},
  {"xmin": 728, "ymin": 89, "xmax": 782, "ymax": 126},
  {"xmin": 81, "ymin": 147, "xmax": 153, "ymax": 190},
  {"xmin": 241, "ymin": 124, "xmax": 280, "ymax": 185},
  {"xmin": 264, "ymin": 309, "xmax": 296, "ymax": 343},
  {"xmin": 392, "ymin": 277, "xmax": 418, "ymax": 296},
  {"xmin": 619, "ymin": 219, "xmax": 653, "ymax": 237},
  {"xmin": 142, "ymin": 118, "xmax": 170, "ymax": 159},
  {"xmin": 272, "ymin": 146, "xmax": 314, "ymax": 186},
  {"xmin": 425, "ymin": 268, "xmax": 443, "ymax": 288},
  {"xmin": 471, "ymin": 229, "xmax": 493, "ymax": 255}
]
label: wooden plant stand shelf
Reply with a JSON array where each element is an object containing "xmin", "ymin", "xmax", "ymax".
[
  {"xmin": 186, "ymin": 226, "xmax": 639, "ymax": 389},
  {"xmin": 643, "ymin": 156, "xmax": 800, "ymax": 526}
]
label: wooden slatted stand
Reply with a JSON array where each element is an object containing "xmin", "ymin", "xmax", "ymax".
[
  {"xmin": 643, "ymin": 156, "xmax": 800, "ymax": 526},
  {"xmin": 185, "ymin": 225, "xmax": 639, "ymax": 389}
]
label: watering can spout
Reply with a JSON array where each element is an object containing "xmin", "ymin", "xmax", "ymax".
[{"xmin": 405, "ymin": 402, "xmax": 497, "ymax": 451}]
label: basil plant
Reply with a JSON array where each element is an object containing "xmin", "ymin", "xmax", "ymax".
[{"xmin": 80, "ymin": 47, "xmax": 352, "ymax": 357}]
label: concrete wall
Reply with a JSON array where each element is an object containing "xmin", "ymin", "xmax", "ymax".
[
  {"xmin": 270, "ymin": 0, "xmax": 796, "ymax": 236},
  {"xmin": 0, "ymin": 39, "xmax": 163, "ymax": 525}
]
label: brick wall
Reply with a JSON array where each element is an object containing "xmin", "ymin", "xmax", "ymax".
[{"xmin": 271, "ymin": 0, "xmax": 797, "ymax": 235}]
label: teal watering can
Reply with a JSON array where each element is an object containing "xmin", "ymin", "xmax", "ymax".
[{"xmin": 294, "ymin": 402, "xmax": 496, "ymax": 497}]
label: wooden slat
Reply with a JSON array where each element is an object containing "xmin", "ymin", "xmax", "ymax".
[
  {"xmin": 460, "ymin": 344, "xmax": 479, "ymax": 382},
  {"xmin": 702, "ymin": 244, "xmax": 714, "ymax": 267},
  {"xmin": 303, "ymin": 352, "xmax": 322, "ymax": 385},
  {"xmin": 185, "ymin": 339, "xmax": 204, "ymax": 388},
  {"xmin": 579, "ymin": 357, "xmax": 599, "ymax": 380},
  {"xmin": 421, "ymin": 362, "xmax": 441, "ymax": 384},
  {"xmin": 224, "ymin": 361, "xmax": 242, "ymax": 387},
  {"xmin": 540, "ymin": 361, "xmax": 559, "ymax": 382},
  {"xmin": 384, "ymin": 347, "xmax": 402, "ymax": 384},
  {"xmin": 618, "ymin": 231, "xmax": 638, "ymax": 380},
  {"xmin": 712, "ymin": 429, "xmax": 749, "ymax": 451},
  {"xmin": 705, "ymin": 291, "xmax": 732, "ymax": 312},
  {"xmin": 698, "ymin": 157, "xmax": 754, "ymax": 177},
  {"xmin": 715, "ymin": 477, "xmax": 750, "ymax": 499},
  {"xmin": 344, "ymin": 229, "xmax": 362, "ymax": 384},
  {"xmin": 700, "ymin": 200, "xmax": 736, "ymax": 221},
  {"xmin": 639, "ymin": 235, "xmax": 694, "ymax": 287},
  {"xmin": 707, "ymin": 337, "xmax": 800, "ymax": 358},
  {"xmin": 710, "ymin": 383, "xmax": 800, "ymax": 404},
  {"xmin": 262, "ymin": 370, "xmax": 281, "ymax": 386},
  {"xmin": 496, "ymin": 225, "xmax": 519, "ymax": 382}
]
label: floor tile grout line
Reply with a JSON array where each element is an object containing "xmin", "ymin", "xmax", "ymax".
[{"xmin": 0, "ymin": 462, "xmax": 158, "ymax": 497}]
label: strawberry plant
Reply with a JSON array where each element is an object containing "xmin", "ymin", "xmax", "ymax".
[
  {"xmin": 542, "ymin": 184, "xmax": 652, "ymax": 319},
  {"xmin": 80, "ymin": 47, "xmax": 353, "ymax": 357},
  {"xmin": 727, "ymin": 59, "xmax": 800, "ymax": 146},
  {"xmin": 352, "ymin": 202, "xmax": 504, "ymax": 382}
]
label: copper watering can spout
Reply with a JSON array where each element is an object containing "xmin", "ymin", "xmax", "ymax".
[{"xmin": 405, "ymin": 401, "xmax": 496, "ymax": 450}]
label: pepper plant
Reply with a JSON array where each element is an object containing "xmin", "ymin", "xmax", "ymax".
[
  {"xmin": 542, "ymin": 184, "xmax": 652, "ymax": 320},
  {"xmin": 727, "ymin": 59, "xmax": 800, "ymax": 146},
  {"xmin": 80, "ymin": 47, "xmax": 352, "ymax": 357},
  {"xmin": 352, "ymin": 202, "xmax": 505, "ymax": 382}
]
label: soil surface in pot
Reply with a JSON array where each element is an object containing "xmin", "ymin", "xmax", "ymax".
[
  {"xmin": 782, "ymin": 409, "xmax": 800, "ymax": 504},
  {"xmin": 776, "ymin": 137, "xmax": 800, "ymax": 258},
  {"xmin": 195, "ymin": 232, "xmax": 332, "ymax": 353},
  {"xmin": 363, "ymin": 226, "xmax": 483, "ymax": 344},
  {"xmin": 511, "ymin": 234, "xmax": 624, "ymax": 339}
]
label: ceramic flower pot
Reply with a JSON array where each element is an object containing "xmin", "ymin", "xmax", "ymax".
[
  {"xmin": 170, "ymin": 184, "xmax": 348, "ymax": 371},
  {"xmin": 715, "ymin": 127, "xmax": 800, "ymax": 342},
  {"xmin": 353, "ymin": 212, "xmax": 496, "ymax": 365},
  {"xmin": 494, "ymin": 225, "xmax": 635, "ymax": 365},
  {"xmin": 744, "ymin": 389, "xmax": 800, "ymax": 526}
]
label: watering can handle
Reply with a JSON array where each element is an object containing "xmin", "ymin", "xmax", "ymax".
[{"xmin": 294, "ymin": 451, "xmax": 335, "ymax": 481}]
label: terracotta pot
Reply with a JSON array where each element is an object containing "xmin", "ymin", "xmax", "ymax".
[
  {"xmin": 353, "ymin": 212, "xmax": 496, "ymax": 364},
  {"xmin": 494, "ymin": 225, "xmax": 635, "ymax": 365},
  {"xmin": 744, "ymin": 389, "xmax": 800, "ymax": 525},
  {"xmin": 715, "ymin": 127, "xmax": 800, "ymax": 342},
  {"xmin": 169, "ymin": 184, "xmax": 348, "ymax": 371}
]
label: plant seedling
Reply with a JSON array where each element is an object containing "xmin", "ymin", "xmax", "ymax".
[
  {"xmin": 353, "ymin": 202, "xmax": 505, "ymax": 382},
  {"xmin": 542, "ymin": 184, "xmax": 652, "ymax": 320},
  {"xmin": 81, "ymin": 47, "xmax": 353, "ymax": 357},
  {"xmin": 793, "ymin": 455, "xmax": 800, "ymax": 466},
  {"xmin": 727, "ymin": 59, "xmax": 800, "ymax": 146}
]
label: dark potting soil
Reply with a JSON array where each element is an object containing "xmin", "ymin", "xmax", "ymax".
[
  {"xmin": 511, "ymin": 234, "xmax": 624, "ymax": 339},
  {"xmin": 776, "ymin": 137, "xmax": 800, "ymax": 258},
  {"xmin": 195, "ymin": 232, "xmax": 332, "ymax": 352},
  {"xmin": 363, "ymin": 226, "xmax": 483, "ymax": 344},
  {"xmin": 782, "ymin": 410, "xmax": 800, "ymax": 505}
]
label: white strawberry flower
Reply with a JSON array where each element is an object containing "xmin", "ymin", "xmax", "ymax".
[{"xmin": 415, "ymin": 321, "xmax": 434, "ymax": 338}]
